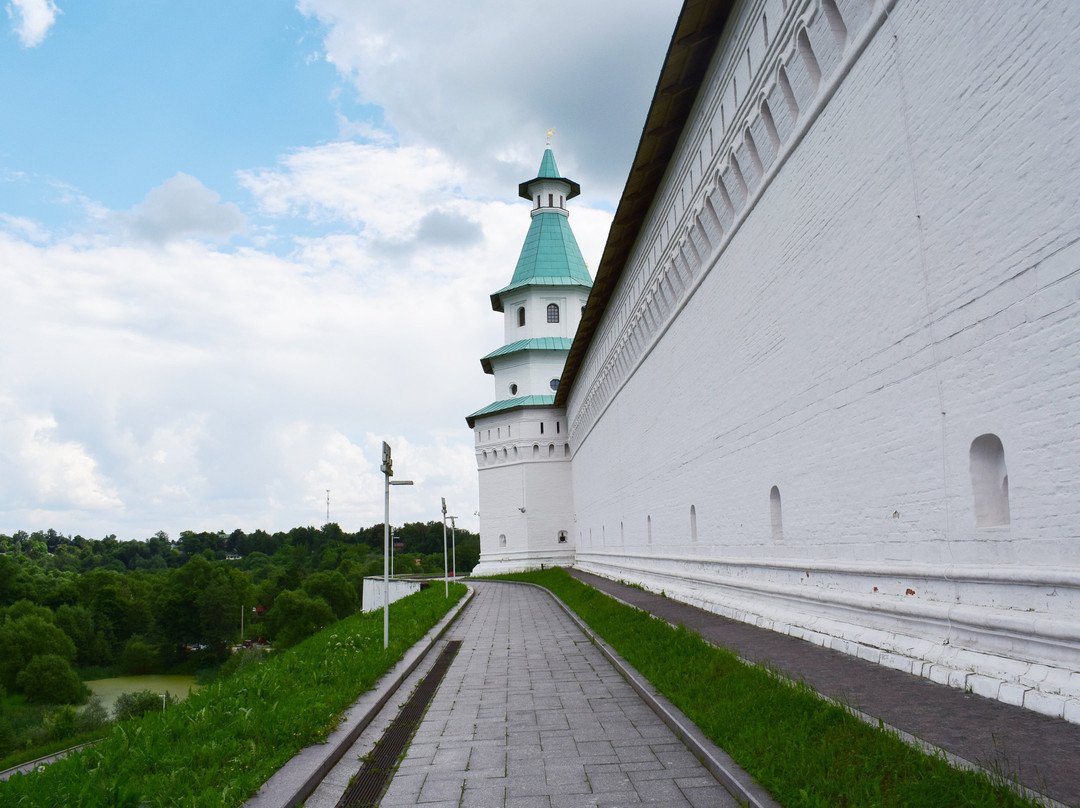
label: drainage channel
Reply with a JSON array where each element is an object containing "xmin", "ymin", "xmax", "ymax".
[{"xmin": 334, "ymin": 639, "xmax": 462, "ymax": 808}]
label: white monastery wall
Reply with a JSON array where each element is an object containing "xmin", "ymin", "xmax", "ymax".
[{"xmin": 567, "ymin": 0, "xmax": 1080, "ymax": 719}]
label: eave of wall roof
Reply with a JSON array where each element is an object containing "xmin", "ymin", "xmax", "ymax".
[{"xmin": 555, "ymin": 0, "xmax": 734, "ymax": 408}]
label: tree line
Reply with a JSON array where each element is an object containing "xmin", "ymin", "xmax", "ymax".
[{"xmin": 0, "ymin": 521, "xmax": 479, "ymax": 757}]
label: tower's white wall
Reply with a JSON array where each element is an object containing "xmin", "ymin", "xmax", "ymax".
[
  {"xmin": 472, "ymin": 407, "xmax": 574, "ymax": 575},
  {"xmin": 491, "ymin": 352, "xmax": 567, "ymax": 400},
  {"xmin": 566, "ymin": 0, "xmax": 1080, "ymax": 720},
  {"xmin": 500, "ymin": 288, "xmax": 589, "ymax": 344}
]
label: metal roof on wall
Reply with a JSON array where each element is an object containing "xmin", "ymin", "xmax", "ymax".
[{"xmin": 555, "ymin": 0, "xmax": 734, "ymax": 407}]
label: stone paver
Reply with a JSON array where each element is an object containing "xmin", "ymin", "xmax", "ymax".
[{"xmin": 354, "ymin": 582, "xmax": 742, "ymax": 807}]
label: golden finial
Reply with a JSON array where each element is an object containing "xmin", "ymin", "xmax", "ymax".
[{"xmin": 546, "ymin": 128, "xmax": 555, "ymax": 145}]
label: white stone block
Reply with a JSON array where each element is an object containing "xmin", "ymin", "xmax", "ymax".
[
  {"xmin": 1063, "ymin": 699, "xmax": 1080, "ymax": 725},
  {"xmin": 966, "ymin": 675, "xmax": 1001, "ymax": 701},
  {"xmin": 998, "ymin": 682, "xmax": 1029, "ymax": 708},
  {"xmin": 1023, "ymin": 689, "xmax": 1065, "ymax": 719},
  {"xmin": 928, "ymin": 665, "xmax": 953, "ymax": 686}
]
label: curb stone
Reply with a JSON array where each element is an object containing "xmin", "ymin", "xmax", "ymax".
[{"xmin": 243, "ymin": 586, "xmax": 474, "ymax": 808}]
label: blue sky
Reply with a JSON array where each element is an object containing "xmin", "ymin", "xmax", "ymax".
[
  {"xmin": 2, "ymin": 1, "xmax": 360, "ymax": 239},
  {"xmin": 1, "ymin": 0, "xmax": 681, "ymax": 541}
]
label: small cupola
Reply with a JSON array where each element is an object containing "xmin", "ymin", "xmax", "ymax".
[{"xmin": 519, "ymin": 149, "xmax": 581, "ymax": 216}]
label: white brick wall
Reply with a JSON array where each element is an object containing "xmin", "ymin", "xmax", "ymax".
[{"xmin": 566, "ymin": 0, "xmax": 1080, "ymax": 718}]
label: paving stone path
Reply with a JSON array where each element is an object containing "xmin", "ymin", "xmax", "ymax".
[{"xmin": 309, "ymin": 581, "xmax": 742, "ymax": 808}]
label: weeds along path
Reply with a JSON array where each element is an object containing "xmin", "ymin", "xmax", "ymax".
[{"xmin": 0, "ymin": 584, "xmax": 467, "ymax": 808}]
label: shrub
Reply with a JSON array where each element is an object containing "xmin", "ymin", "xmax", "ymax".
[
  {"xmin": 47, "ymin": 705, "xmax": 79, "ymax": 741},
  {"xmin": 78, "ymin": 697, "xmax": 109, "ymax": 734},
  {"xmin": 15, "ymin": 655, "xmax": 84, "ymax": 705},
  {"xmin": 113, "ymin": 690, "xmax": 175, "ymax": 722}
]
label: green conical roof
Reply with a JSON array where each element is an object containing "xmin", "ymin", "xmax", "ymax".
[
  {"xmin": 490, "ymin": 211, "xmax": 593, "ymax": 310},
  {"xmin": 517, "ymin": 148, "xmax": 581, "ymax": 200},
  {"xmin": 537, "ymin": 149, "xmax": 560, "ymax": 178}
]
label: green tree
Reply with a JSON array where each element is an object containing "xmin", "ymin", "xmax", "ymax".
[
  {"xmin": 120, "ymin": 635, "xmax": 158, "ymax": 675},
  {"xmin": 16, "ymin": 654, "xmax": 84, "ymax": 704},
  {"xmin": 54, "ymin": 603, "xmax": 112, "ymax": 666},
  {"xmin": 302, "ymin": 570, "xmax": 357, "ymax": 620},
  {"xmin": 155, "ymin": 556, "xmax": 252, "ymax": 651},
  {"xmin": 0, "ymin": 615, "xmax": 77, "ymax": 690},
  {"xmin": 264, "ymin": 589, "xmax": 335, "ymax": 649}
]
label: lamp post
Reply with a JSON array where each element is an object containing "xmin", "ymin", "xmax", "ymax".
[
  {"xmin": 447, "ymin": 516, "xmax": 458, "ymax": 580},
  {"xmin": 391, "ymin": 531, "xmax": 399, "ymax": 577},
  {"xmin": 381, "ymin": 441, "xmax": 413, "ymax": 649},
  {"xmin": 441, "ymin": 498, "xmax": 449, "ymax": 597}
]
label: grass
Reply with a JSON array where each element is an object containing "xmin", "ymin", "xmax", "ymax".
[
  {"xmin": 497, "ymin": 568, "xmax": 1037, "ymax": 808},
  {"xmin": 0, "ymin": 584, "xmax": 466, "ymax": 807},
  {"xmin": 0, "ymin": 731, "xmax": 103, "ymax": 773}
]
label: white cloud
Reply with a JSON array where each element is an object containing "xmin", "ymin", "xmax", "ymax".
[
  {"xmin": 295, "ymin": 0, "xmax": 683, "ymax": 202},
  {"xmin": 0, "ymin": 213, "xmax": 49, "ymax": 243},
  {"xmin": 106, "ymin": 173, "xmax": 246, "ymax": 244},
  {"xmin": 0, "ymin": 399, "xmax": 121, "ymax": 511},
  {"xmin": 6, "ymin": 0, "xmax": 59, "ymax": 47},
  {"xmin": 239, "ymin": 141, "xmax": 463, "ymax": 239}
]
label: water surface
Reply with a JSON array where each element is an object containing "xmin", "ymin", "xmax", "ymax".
[{"xmin": 84, "ymin": 675, "xmax": 201, "ymax": 713}]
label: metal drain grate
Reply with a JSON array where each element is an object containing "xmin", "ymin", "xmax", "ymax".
[{"xmin": 335, "ymin": 640, "xmax": 462, "ymax": 808}]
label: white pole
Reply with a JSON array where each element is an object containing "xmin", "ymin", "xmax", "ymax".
[
  {"xmin": 441, "ymin": 498, "xmax": 448, "ymax": 597},
  {"xmin": 450, "ymin": 517, "xmax": 457, "ymax": 580},
  {"xmin": 382, "ymin": 442, "xmax": 391, "ymax": 649}
]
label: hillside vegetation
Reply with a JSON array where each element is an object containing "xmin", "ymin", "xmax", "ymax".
[
  {"xmin": 0, "ymin": 523, "xmax": 477, "ymax": 763},
  {"xmin": 0, "ymin": 583, "xmax": 466, "ymax": 806}
]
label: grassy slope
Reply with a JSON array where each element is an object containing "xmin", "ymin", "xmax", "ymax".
[
  {"xmin": 499, "ymin": 569, "xmax": 1036, "ymax": 808},
  {"xmin": 0, "ymin": 584, "xmax": 466, "ymax": 808}
]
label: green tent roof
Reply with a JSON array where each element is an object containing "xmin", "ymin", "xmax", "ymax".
[
  {"xmin": 517, "ymin": 148, "xmax": 581, "ymax": 200},
  {"xmin": 480, "ymin": 337, "xmax": 574, "ymax": 374},
  {"xmin": 490, "ymin": 212, "xmax": 593, "ymax": 310},
  {"xmin": 466, "ymin": 395, "xmax": 556, "ymax": 427}
]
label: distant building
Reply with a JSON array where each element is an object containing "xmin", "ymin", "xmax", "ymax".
[{"xmin": 468, "ymin": 0, "xmax": 1080, "ymax": 722}]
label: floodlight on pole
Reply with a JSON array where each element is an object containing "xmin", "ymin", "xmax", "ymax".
[{"xmin": 441, "ymin": 497, "xmax": 449, "ymax": 597}]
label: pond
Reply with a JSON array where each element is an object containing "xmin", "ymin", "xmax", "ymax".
[{"xmin": 84, "ymin": 675, "xmax": 202, "ymax": 714}]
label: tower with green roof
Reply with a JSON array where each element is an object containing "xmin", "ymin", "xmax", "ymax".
[{"xmin": 467, "ymin": 148, "xmax": 592, "ymax": 574}]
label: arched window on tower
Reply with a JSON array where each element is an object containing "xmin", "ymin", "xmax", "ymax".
[
  {"xmin": 517, "ymin": 307, "xmax": 525, "ymax": 327},
  {"xmin": 970, "ymin": 434, "xmax": 1010, "ymax": 527},
  {"xmin": 547, "ymin": 303, "xmax": 560, "ymax": 323}
]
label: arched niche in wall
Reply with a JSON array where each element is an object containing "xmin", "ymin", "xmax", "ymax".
[
  {"xmin": 970, "ymin": 434, "xmax": 1010, "ymax": 527},
  {"xmin": 770, "ymin": 486, "xmax": 784, "ymax": 541}
]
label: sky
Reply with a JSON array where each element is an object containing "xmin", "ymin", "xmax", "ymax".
[{"xmin": 0, "ymin": 0, "xmax": 682, "ymax": 542}]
